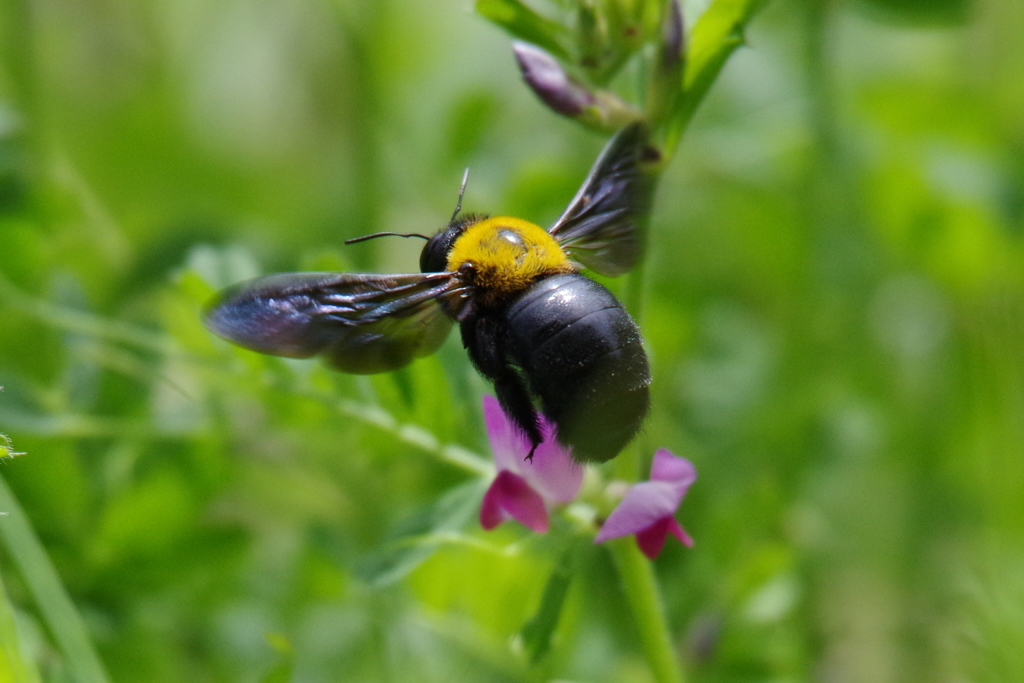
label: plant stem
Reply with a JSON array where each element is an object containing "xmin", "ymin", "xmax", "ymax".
[
  {"xmin": 617, "ymin": 255, "xmax": 650, "ymax": 483},
  {"xmin": 608, "ymin": 537, "xmax": 684, "ymax": 683}
]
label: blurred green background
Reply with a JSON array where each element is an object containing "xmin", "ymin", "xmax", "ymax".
[{"xmin": 2, "ymin": 0, "xmax": 1024, "ymax": 681}]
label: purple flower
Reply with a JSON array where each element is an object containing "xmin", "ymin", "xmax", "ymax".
[
  {"xmin": 479, "ymin": 396, "xmax": 584, "ymax": 533},
  {"xmin": 595, "ymin": 449, "xmax": 696, "ymax": 558}
]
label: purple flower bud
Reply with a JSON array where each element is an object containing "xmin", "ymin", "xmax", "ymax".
[
  {"xmin": 661, "ymin": 0, "xmax": 685, "ymax": 71},
  {"xmin": 513, "ymin": 41, "xmax": 596, "ymax": 118},
  {"xmin": 645, "ymin": 0, "xmax": 686, "ymax": 125}
]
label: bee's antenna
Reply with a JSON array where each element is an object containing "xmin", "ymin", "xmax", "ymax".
[
  {"xmin": 450, "ymin": 168, "xmax": 470, "ymax": 223},
  {"xmin": 344, "ymin": 232, "xmax": 430, "ymax": 245}
]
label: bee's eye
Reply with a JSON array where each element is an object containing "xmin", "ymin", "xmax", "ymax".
[{"xmin": 420, "ymin": 230, "xmax": 458, "ymax": 273}]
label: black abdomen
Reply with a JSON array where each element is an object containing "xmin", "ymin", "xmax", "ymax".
[{"xmin": 504, "ymin": 273, "xmax": 650, "ymax": 463}]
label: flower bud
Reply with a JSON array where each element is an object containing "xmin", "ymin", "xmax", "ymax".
[
  {"xmin": 513, "ymin": 41, "xmax": 643, "ymax": 132},
  {"xmin": 660, "ymin": 0, "xmax": 685, "ymax": 72},
  {"xmin": 646, "ymin": 0, "xmax": 686, "ymax": 125},
  {"xmin": 513, "ymin": 41, "xmax": 595, "ymax": 118}
]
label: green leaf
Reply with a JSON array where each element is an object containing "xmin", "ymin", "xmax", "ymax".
[
  {"xmin": 475, "ymin": 0, "xmax": 571, "ymax": 60},
  {"xmin": 662, "ymin": 0, "xmax": 769, "ymax": 151},
  {"xmin": 357, "ymin": 478, "xmax": 489, "ymax": 587},
  {"xmin": 519, "ymin": 541, "xmax": 579, "ymax": 664}
]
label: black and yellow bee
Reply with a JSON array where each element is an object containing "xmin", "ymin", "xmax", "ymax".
[{"xmin": 205, "ymin": 123, "xmax": 659, "ymax": 463}]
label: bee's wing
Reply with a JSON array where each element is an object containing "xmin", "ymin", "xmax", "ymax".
[
  {"xmin": 204, "ymin": 271, "xmax": 463, "ymax": 374},
  {"xmin": 548, "ymin": 122, "xmax": 659, "ymax": 277}
]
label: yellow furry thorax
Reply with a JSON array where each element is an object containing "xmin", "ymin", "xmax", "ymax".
[{"xmin": 445, "ymin": 216, "xmax": 575, "ymax": 299}]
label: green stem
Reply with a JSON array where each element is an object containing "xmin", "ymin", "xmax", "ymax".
[
  {"xmin": 608, "ymin": 537, "xmax": 684, "ymax": 683},
  {"xmin": 617, "ymin": 254, "xmax": 650, "ymax": 483}
]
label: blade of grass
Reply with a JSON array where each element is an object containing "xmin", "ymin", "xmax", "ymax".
[
  {"xmin": 0, "ymin": 474, "xmax": 110, "ymax": 683},
  {"xmin": 0, "ymin": 567, "xmax": 42, "ymax": 683}
]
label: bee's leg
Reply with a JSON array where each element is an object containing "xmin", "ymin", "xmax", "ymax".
[
  {"xmin": 493, "ymin": 372, "xmax": 543, "ymax": 461},
  {"xmin": 461, "ymin": 314, "xmax": 543, "ymax": 459}
]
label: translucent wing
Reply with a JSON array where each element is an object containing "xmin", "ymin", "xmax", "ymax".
[
  {"xmin": 549, "ymin": 122, "xmax": 659, "ymax": 277},
  {"xmin": 204, "ymin": 271, "xmax": 464, "ymax": 374}
]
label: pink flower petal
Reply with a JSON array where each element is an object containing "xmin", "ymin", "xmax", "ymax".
[
  {"xmin": 523, "ymin": 417, "xmax": 582, "ymax": 503},
  {"xmin": 482, "ymin": 395, "xmax": 583, "ymax": 504},
  {"xmin": 649, "ymin": 449, "xmax": 697, "ymax": 489},
  {"xmin": 635, "ymin": 517, "xmax": 673, "ymax": 559},
  {"xmin": 594, "ymin": 481, "xmax": 682, "ymax": 543},
  {"xmin": 593, "ymin": 450, "xmax": 697, "ymax": 555},
  {"xmin": 483, "ymin": 395, "xmax": 532, "ymax": 473},
  {"xmin": 666, "ymin": 516, "xmax": 693, "ymax": 547},
  {"xmin": 479, "ymin": 470, "xmax": 549, "ymax": 533}
]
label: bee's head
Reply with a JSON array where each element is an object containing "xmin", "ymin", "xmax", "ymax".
[{"xmin": 419, "ymin": 214, "xmax": 486, "ymax": 273}]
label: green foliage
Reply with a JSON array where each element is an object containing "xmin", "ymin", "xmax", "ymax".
[
  {"xmin": 0, "ymin": 476, "xmax": 109, "ymax": 683},
  {"xmin": 519, "ymin": 538, "xmax": 582, "ymax": 664},
  {"xmin": 1, "ymin": 0, "xmax": 1024, "ymax": 681},
  {"xmin": 850, "ymin": 0, "xmax": 972, "ymax": 26},
  {"xmin": 0, "ymin": 434, "xmax": 20, "ymax": 461},
  {"xmin": 476, "ymin": 0, "xmax": 572, "ymax": 59},
  {"xmin": 0, "ymin": 569, "xmax": 41, "ymax": 683},
  {"xmin": 357, "ymin": 478, "xmax": 490, "ymax": 587}
]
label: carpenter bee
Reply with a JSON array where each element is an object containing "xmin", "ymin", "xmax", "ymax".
[{"xmin": 205, "ymin": 123, "xmax": 659, "ymax": 463}]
